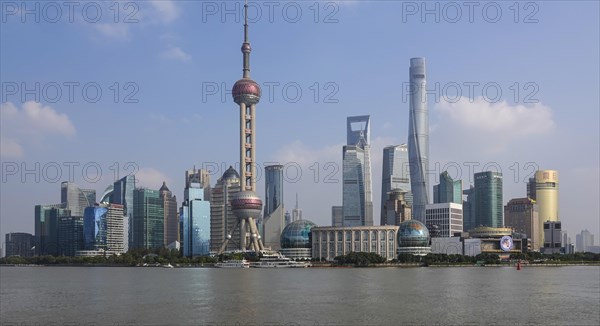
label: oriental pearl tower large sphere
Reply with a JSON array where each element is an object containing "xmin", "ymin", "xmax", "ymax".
[
  {"xmin": 232, "ymin": 43, "xmax": 261, "ymax": 105},
  {"xmin": 231, "ymin": 191, "xmax": 262, "ymax": 220}
]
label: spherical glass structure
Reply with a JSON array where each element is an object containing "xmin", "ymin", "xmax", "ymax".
[
  {"xmin": 398, "ymin": 220, "xmax": 430, "ymax": 247},
  {"xmin": 280, "ymin": 219, "xmax": 317, "ymax": 249}
]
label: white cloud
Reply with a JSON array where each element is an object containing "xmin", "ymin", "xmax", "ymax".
[
  {"xmin": 150, "ymin": 0, "xmax": 180, "ymax": 23},
  {"xmin": 434, "ymin": 97, "xmax": 555, "ymax": 154},
  {"xmin": 0, "ymin": 137, "xmax": 24, "ymax": 158},
  {"xmin": 160, "ymin": 46, "xmax": 192, "ymax": 62},
  {"xmin": 135, "ymin": 168, "xmax": 171, "ymax": 189}
]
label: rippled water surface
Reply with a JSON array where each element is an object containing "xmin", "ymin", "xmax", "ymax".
[{"xmin": 1, "ymin": 266, "xmax": 599, "ymax": 325}]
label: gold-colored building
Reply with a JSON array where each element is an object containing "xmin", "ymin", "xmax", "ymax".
[{"xmin": 535, "ymin": 170, "xmax": 559, "ymax": 244}]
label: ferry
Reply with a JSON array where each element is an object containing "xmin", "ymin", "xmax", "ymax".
[
  {"xmin": 215, "ymin": 259, "xmax": 251, "ymax": 268},
  {"xmin": 252, "ymin": 252, "xmax": 311, "ymax": 268}
]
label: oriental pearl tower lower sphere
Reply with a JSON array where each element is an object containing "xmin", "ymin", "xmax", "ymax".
[{"xmin": 230, "ymin": 191, "xmax": 263, "ymax": 252}]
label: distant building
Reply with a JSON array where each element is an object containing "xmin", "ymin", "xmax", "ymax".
[
  {"xmin": 576, "ymin": 230, "xmax": 594, "ymax": 253},
  {"xmin": 464, "ymin": 226, "xmax": 524, "ymax": 256},
  {"xmin": 5, "ymin": 233, "xmax": 34, "ymax": 257},
  {"xmin": 425, "ymin": 203, "xmax": 463, "ymax": 237},
  {"xmin": 542, "ymin": 221, "xmax": 562, "ymax": 254},
  {"xmin": 210, "ymin": 166, "xmax": 241, "ymax": 252},
  {"xmin": 462, "ymin": 186, "xmax": 476, "ymax": 232},
  {"xmin": 526, "ymin": 177, "xmax": 536, "ymax": 200},
  {"xmin": 285, "ymin": 211, "xmax": 292, "ymax": 226},
  {"xmin": 263, "ymin": 165, "xmax": 285, "ymax": 250},
  {"xmin": 159, "ymin": 182, "xmax": 179, "ymax": 247},
  {"xmin": 433, "ymin": 171, "xmax": 462, "ymax": 204},
  {"xmin": 504, "ymin": 198, "xmax": 540, "ymax": 251},
  {"xmin": 292, "ymin": 193, "xmax": 302, "ymax": 222},
  {"xmin": 132, "ymin": 188, "xmax": 164, "ymax": 250},
  {"xmin": 113, "ymin": 175, "xmax": 135, "ymax": 252},
  {"xmin": 382, "ymin": 189, "xmax": 412, "ymax": 226},
  {"xmin": 343, "ymin": 115, "xmax": 373, "ymax": 227},
  {"xmin": 380, "ymin": 144, "xmax": 412, "ymax": 225},
  {"xmin": 474, "ymin": 171, "xmax": 503, "ymax": 228},
  {"xmin": 311, "ymin": 225, "xmax": 399, "ymax": 261},
  {"xmin": 331, "ymin": 206, "xmax": 343, "ymax": 227},
  {"xmin": 35, "ymin": 204, "xmax": 70, "ymax": 256},
  {"xmin": 83, "ymin": 204, "xmax": 125, "ymax": 254},
  {"xmin": 181, "ymin": 169, "xmax": 211, "ymax": 257},
  {"xmin": 60, "ymin": 181, "xmax": 96, "ymax": 217},
  {"xmin": 58, "ymin": 216, "xmax": 84, "ymax": 256}
]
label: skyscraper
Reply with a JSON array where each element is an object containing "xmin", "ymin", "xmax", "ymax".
[
  {"xmin": 407, "ymin": 57, "xmax": 430, "ymax": 222},
  {"xmin": 181, "ymin": 169, "xmax": 211, "ymax": 257},
  {"xmin": 217, "ymin": 0, "xmax": 265, "ymax": 254},
  {"xmin": 210, "ymin": 167, "xmax": 241, "ymax": 252},
  {"xmin": 159, "ymin": 182, "xmax": 179, "ymax": 247},
  {"xmin": 58, "ymin": 215, "xmax": 84, "ymax": 256},
  {"xmin": 576, "ymin": 230, "xmax": 594, "ymax": 253},
  {"xmin": 504, "ymin": 197, "xmax": 540, "ymax": 251},
  {"xmin": 433, "ymin": 171, "xmax": 462, "ymax": 204},
  {"xmin": 331, "ymin": 206, "xmax": 343, "ymax": 227},
  {"xmin": 343, "ymin": 115, "xmax": 373, "ymax": 226},
  {"xmin": 526, "ymin": 177, "xmax": 536, "ymax": 200},
  {"xmin": 5, "ymin": 233, "xmax": 34, "ymax": 257},
  {"xmin": 83, "ymin": 204, "xmax": 125, "ymax": 254},
  {"xmin": 263, "ymin": 165, "xmax": 284, "ymax": 250},
  {"xmin": 382, "ymin": 189, "xmax": 412, "ymax": 226},
  {"xmin": 462, "ymin": 186, "xmax": 476, "ymax": 231},
  {"xmin": 113, "ymin": 175, "xmax": 135, "ymax": 252},
  {"xmin": 474, "ymin": 171, "xmax": 503, "ymax": 228},
  {"xmin": 534, "ymin": 170, "xmax": 559, "ymax": 246},
  {"xmin": 380, "ymin": 144, "xmax": 412, "ymax": 225},
  {"xmin": 34, "ymin": 203, "xmax": 69, "ymax": 256},
  {"xmin": 60, "ymin": 181, "xmax": 96, "ymax": 217},
  {"xmin": 132, "ymin": 188, "xmax": 164, "ymax": 250},
  {"xmin": 292, "ymin": 193, "xmax": 303, "ymax": 222}
]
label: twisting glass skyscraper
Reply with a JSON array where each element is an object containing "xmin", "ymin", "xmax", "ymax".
[
  {"xmin": 407, "ymin": 58, "xmax": 430, "ymax": 222},
  {"xmin": 343, "ymin": 115, "xmax": 373, "ymax": 226}
]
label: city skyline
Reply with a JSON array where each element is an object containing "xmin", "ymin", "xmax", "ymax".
[{"xmin": 1, "ymin": 1, "xmax": 599, "ymax": 243}]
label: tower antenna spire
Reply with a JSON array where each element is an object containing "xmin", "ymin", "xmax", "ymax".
[{"xmin": 242, "ymin": 0, "xmax": 251, "ymax": 78}]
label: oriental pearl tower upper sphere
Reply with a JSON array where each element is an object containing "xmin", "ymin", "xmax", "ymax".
[{"xmin": 232, "ymin": 43, "xmax": 261, "ymax": 105}]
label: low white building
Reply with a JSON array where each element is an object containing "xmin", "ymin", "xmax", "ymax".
[{"xmin": 311, "ymin": 226, "xmax": 399, "ymax": 261}]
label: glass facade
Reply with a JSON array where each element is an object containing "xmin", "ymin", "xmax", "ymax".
[
  {"xmin": 113, "ymin": 175, "xmax": 135, "ymax": 252},
  {"xmin": 5, "ymin": 232, "xmax": 34, "ymax": 257},
  {"xmin": 263, "ymin": 165, "xmax": 284, "ymax": 250},
  {"xmin": 60, "ymin": 181, "xmax": 96, "ymax": 217},
  {"xmin": 58, "ymin": 216, "xmax": 84, "ymax": 256},
  {"xmin": 84, "ymin": 206, "xmax": 108, "ymax": 250},
  {"xmin": 182, "ymin": 183, "xmax": 210, "ymax": 257},
  {"xmin": 474, "ymin": 171, "xmax": 503, "ymax": 228},
  {"xmin": 434, "ymin": 171, "xmax": 462, "ymax": 204},
  {"xmin": 398, "ymin": 220, "xmax": 430, "ymax": 247},
  {"xmin": 35, "ymin": 204, "xmax": 69, "ymax": 256},
  {"xmin": 380, "ymin": 144, "xmax": 412, "ymax": 225},
  {"xmin": 133, "ymin": 189, "xmax": 164, "ymax": 250},
  {"xmin": 280, "ymin": 219, "xmax": 317, "ymax": 249}
]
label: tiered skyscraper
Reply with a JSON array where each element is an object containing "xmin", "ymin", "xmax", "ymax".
[
  {"xmin": 407, "ymin": 58, "xmax": 430, "ymax": 222},
  {"xmin": 343, "ymin": 115, "xmax": 373, "ymax": 226},
  {"xmin": 217, "ymin": 1, "xmax": 265, "ymax": 254}
]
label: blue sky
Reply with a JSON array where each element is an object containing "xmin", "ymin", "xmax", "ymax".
[{"xmin": 1, "ymin": 1, "xmax": 599, "ymax": 245}]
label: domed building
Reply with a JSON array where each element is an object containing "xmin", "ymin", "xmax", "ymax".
[
  {"xmin": 397, "ymin": 220, "xmax": 431, "ymax": 256},
  {"xmin": 279, "ymin": 219, "xmax": 317, "ymax": 260}
]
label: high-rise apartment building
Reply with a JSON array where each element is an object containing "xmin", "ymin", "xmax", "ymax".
[
  {"xmin": 210, "ymin": 167, "xmax": 241, "ymax": 252},
  {"xmin": 407, "ymin": 58, "xmax": 430, "ymax": 222},
  {"xmin": 159, "ymin": 182, "xmax": 179, "ymax": 247},
  {"xmin": 504, "ymin": 198, "xmax": 540, "ymax": 251},
  {"xmin": 474, "ymin": 171, "xmax": 503, "ymax": 228},
  {"xmin": 433, "ymin": 171, "xmax": 462, "ymax": 204},
  {"xmin": 132, "ymin": 188, "xmax": 164, "ymax": 250},
  {"xmin": 343, "ymin": 115, "xmax": 373, "ymax": 226},
  {"xmin": 380, "ymin": 144, "xmax": 412, "ymax": 225}
]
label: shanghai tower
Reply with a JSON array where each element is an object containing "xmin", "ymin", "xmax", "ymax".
[{"xmin": 407, "ymin": 58, "xmax": 429, "ymax": 222}]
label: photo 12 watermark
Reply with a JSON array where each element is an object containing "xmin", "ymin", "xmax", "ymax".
[
  {"xmin": 1, "ymin": 161, "xmax": 139, "ymax": 184},
  {"xmin": 1, "ymin": 81, "xmax": 140, "ymax": 104},
  {"xmin": 401, "ymin": 1, "xmax": 540, "ymax": 24},
  {"xmin": 200, "ymin": 1, "xmax": 340, "ymax": 24},
  {"xmin": 202, "ymin": 81, "xmax": 339, "ymax": 104},
  {"xmin": 1, "ymin": 1, "xmax": 140, "ymax": 24},
  {"xmin": 401, "ymin": 81, "xmax": 539, "ymax": 104}
]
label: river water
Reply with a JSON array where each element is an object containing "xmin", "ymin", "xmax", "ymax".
[{"xmin": 1, "ymin": 266, "xmax": 598, "ymax": 325}]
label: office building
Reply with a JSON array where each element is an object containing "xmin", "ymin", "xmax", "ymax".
[
  {"xmin": 181, "ymin": 169, "xmax": 211, "ymax": 257},
  {"xmin": 83, "ymin": 204, "xmax": 125, "ymax": 254},
  {"xmin": 504, "ymin": 198, "xmax": 540, "ymax": 251},
  {"xmin": 425, "ymin": 203, "xmax": 463, "ymax": 237},
  {"xmin": 312, "ymin": 225, "xmax": 399, "ymax": 261},
  {"xmin": 210, "ymin": 167, "xmax": 241, "ymax": 252},
  {"xmin": 263, "ymin": 165, "xmax": 285, "ymax": 250},
  {"xmin": 407, "ymin": 58, "xmax": 430, "ymax": 222},
  {"xmin": 474, "ymin": 171, "xmax": 503, "ymax": 228},
  {"xmin": 132, "ymin": 188, "xmax": 164, "ymax": 250},
  {"xmin": 462, "ymin": 186, "xmax": 476, "ymax": 232},
  {"xmin": 5, "ymin": 232, "xmax": 34, "ymax": 257},
  {"xmin": 542, "ymin": 221, "xmax": 562, "ymax": 254},
  {"xmin": 113, "ymin": 175, "xmax": 135, "ymax": 252},
  {"xmin": 433, "ymin": 171, "xmax": 462, "ymax": 204},
  {"xmin": 535, "ymin": 170, "xmax": 559, "ymax": 245},
  {"xmin": 34, "ymin": 204, "xmax": 69, "ymax": 256},
  {"xmin": 576, "ymin": 230, "xmax": 594, "ymax": 253},
  {"xmin": 159, "ymin": 182, "xmax": 179, "ymax": 247},
  {"xmin": 343, "ymin": 115, "xmax": 373, "ymax": 226},
  {"xmin": 380, "ymin": 144, "xmax": 412, "ymax": 225},
  {"xmin": 285, "ymin": 211, "xmax": 292, "ymax": 226},
  {"xmin": 382, "ymin": 189, "xmax": 412, "ymax": 226},
  {"xmin": 58, "ymin": 216, "xmax": 84, "ymax": 256},
  {"xmin": 526, "ymin": 177, "xmax": 536, "ymax": 200},
  {"xmin": 331, "ymin": 206, "xmax": 343, "ymax": 227},
  {"xmin": 60, "ymin": 181, "xmax": 96, "ymax": 217}
]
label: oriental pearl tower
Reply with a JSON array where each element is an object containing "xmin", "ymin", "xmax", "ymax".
[{"xmin": 218, "ymin": 0, "xmax": 265, "ymax": 255}]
